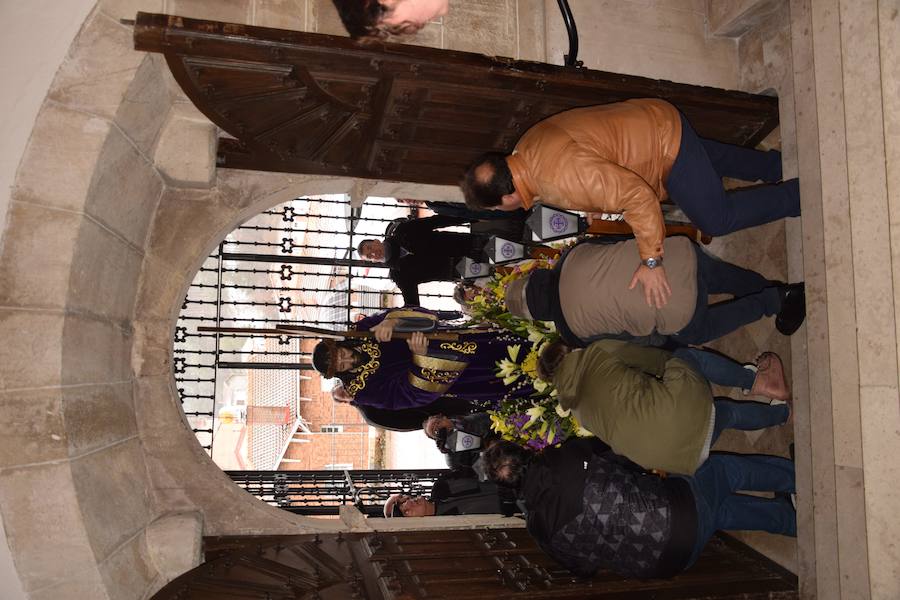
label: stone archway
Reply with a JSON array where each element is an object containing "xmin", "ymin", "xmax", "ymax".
[{"xmin": 0, "ymin": 3, "xmax": 797, "ymax": 599}]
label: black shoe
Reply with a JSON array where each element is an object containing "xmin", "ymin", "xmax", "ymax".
[{"xmin": 776, "ymin": 282, "xmax": 806, "ymax": 335}]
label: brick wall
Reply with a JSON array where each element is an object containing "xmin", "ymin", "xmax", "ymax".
[{"xmin": 278, "ymin": 340, "xmax": 371, "ymax": 470}]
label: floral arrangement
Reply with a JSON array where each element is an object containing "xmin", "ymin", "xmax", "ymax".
[
  {"xmin": 490, "ymin": 343, "xmax": 591, "ymax": 450},
  {"xmin": 465, "ymin": 254, "xmax": 591, "ymax": 449}
]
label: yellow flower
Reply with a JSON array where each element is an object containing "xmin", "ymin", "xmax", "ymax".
[
  {"xmin": 519, "ymin": 260, "xmax": 538, "ymax": 273},
  {"xmin": 489, "ymin": 413, "xmax": 511, "ymax": 435},
  {"xmin": 521, "ymin": 350, "xmax": 539, "ymax": 378}
]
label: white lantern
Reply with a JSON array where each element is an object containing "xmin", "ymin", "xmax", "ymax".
[
  {"xmin": 484, "ymin": 236, "xmax": 525, "ymax": 265},
  {"xmin": 526, "ymin": 202, "xmax": 585, "ymax": 242},
  {"xmin": 456, "ymin": 257, "xmax": 493, "ymax": 280}
]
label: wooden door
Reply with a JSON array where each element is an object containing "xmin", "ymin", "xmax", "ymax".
[
  {"xmin": 133, "ymin": 13, "xmax": 779, "ymax": 186},
  {"xmin": 150, "ymin": 529, "xmax": 796, "ymax": 599}
]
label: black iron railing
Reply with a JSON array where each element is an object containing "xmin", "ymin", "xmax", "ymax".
[
  {"xmin": 227, "ymin": 468, "xmax": 448, "ymax": 516},
  {"xmin": 174, "ymin": 195, "xmax": 459, "ymax": 453}
]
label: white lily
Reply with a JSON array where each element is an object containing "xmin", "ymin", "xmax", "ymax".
[
  {"xmin": 524, "ymin": 405, "xmax": 545, "ymax": 429},
  {"xmin": 507, "ymin": 344, "xmax": 521, "ymax": 362},
  {"xmin": 546, "ymin": 425, "xmax": 557, "ymax": 445},
  {"xmin": 526, "ymin": 327, "xmax": 547, "ymax": 344},
  {"xmin": 555, "ymin": 403, "xmax": 571, "ymax": 418},
  {"xmin": 576, "ymin": 426, "xmax": 593, "ymax": 437},
  {"xmin": 496, "ymin": 358, "xmax": 518, "ymax": 378}
]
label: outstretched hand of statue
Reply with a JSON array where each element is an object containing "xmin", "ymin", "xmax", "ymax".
[
  {"xmin": 407, "ymin": 331, "xmax": 429, "ymax": 355},
  {"xmin": 371, "ymin": 319, "xmax": 397, "ymax": 342}
]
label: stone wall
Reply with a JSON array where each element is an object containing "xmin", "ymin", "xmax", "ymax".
[{"xmin": 546, "ymin": 0, "xmax": 739, "ymax": 88}]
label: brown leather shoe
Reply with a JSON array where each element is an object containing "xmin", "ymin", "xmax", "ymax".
[{"xmin": 750, "ymin": 352, "xmax": 791, "ymax": 401}]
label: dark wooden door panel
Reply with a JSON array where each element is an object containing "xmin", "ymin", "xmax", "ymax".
[
  {"xmin": 133, "ymin": 12, "xmax": 779, "ymax": 186},
  {"xmin": 153, "ymin": 530, "xmax": 795, "ymax": 599}
]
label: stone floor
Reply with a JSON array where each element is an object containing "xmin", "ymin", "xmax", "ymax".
[{"xmin": 702, "ymin": 217, "xmax": 797, "ymax": 572}]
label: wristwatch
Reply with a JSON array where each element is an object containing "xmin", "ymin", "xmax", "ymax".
[{"xmin": 642, "ymin": 256, "xmax": 663, "ymax": 269}]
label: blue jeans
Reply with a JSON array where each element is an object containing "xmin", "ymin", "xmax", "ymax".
[
  {"xmin": 674, "ymin": 245, "xmax": 782, "ymax": 344},
  {"xmin": 710, "ymin": 398, "xmax": 789, "ymax": 445},
  {"xmin": 674, "ymin": 347, "xmax": 757, "ymax": 390},
  {"xmin": 673, "ymin": 347, "xmax": 789, "ymax": 441},
  {"xmin": 666, "ymin": 113, "xmax": 801, "ymax": 237},
  {"xmin": 681, "ymin": 453, "xmax": 796, "ymax": 569}
]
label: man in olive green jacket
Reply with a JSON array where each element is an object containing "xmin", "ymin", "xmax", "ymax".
[{"xmin": 538, "ymin": 339, "xmax": 791, "ymax": 475}]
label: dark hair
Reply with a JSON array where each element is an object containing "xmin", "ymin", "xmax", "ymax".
[
  {"xmin": 331, "ymin": 0, "xmax": 386, "ymax": 39},
  {"xmin": 422, "ymin": 413, "xmax": 447, "ymax": 436},
  {"xmin": 313, "ymin": 339, "xmax": 365, "ymax": 380},
  {"xmin": 536, "ymin": 340, "xmax": 571, "ymax": 381},
  {"xmin": 357, "ymin": 238, "xmax": 377, "ymax": 256},
  {"xmin": 483, "ymin": 441, "xmax": 532, "ymax": 489},
  {"xmin": 462, "ymin": 152, "xmax": 514, "ymax": 209},
  {"xmin": 312, "ymin": 340, "xmax": 335, "ymax": 378}
]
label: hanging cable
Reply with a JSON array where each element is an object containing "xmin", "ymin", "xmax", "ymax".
[{"xmin": 557, "ymin": 0, "xmax": 583, "ymax": 68}]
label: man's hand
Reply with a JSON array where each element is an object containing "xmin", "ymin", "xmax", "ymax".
[
  {"xmin": 629, "ymin": 264, "xmax": 672, "ymax": 308},
  {"xmin": 332, "ymin": 384, "xmax": 354, "ymax": 403},
  {"xmin": 371, "ymin": 319, "xmax": 397, "ymax": 342},
  {"xmin": 407, "ymin": 331, "xmax": 429, "ymax": 355}
]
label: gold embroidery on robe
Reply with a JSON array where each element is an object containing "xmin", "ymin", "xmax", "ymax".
[
  {"xmin": 412, "ymin": 353, "xmax": 468, "ymax": 371},
  {"xmin": 439, "ymin": 341, "xmax": 477, "ymax": 355},
  {"xmin": 345, "ymin": 341, "xmax": 381, "ymax": 395},
  {"xmin": 420, "ymin": 368, "xmax": 458, "ymax": 383},
  {"xmin": 408, "ymin": 373, "xmax": 452, "ymax": 394},
  {"xmin": 384, "ymin": 310, "xmax": 438, "ymax": 322}
]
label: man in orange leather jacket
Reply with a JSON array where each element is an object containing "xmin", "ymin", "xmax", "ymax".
[{"xmin": 462, "ymin": 98, "xmax": 800, "ymax": 311}]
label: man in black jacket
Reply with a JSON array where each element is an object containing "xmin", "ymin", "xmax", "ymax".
[
  {"xmin": 424, "ymin": 412, "xmax": 493, "ymax": 469},
  {"xmin": 383, "ymin": 467, "xmax": 516, "ymax": 517},
  {"xmin": 358, "ymin": 215, "xmax": 488, "ymax": 305},
  {"xmin": 484, "ymin": 439, "xmax": 796, "ymax": 579}
]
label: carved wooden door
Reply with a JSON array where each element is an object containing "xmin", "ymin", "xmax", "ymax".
[
  {"xmin": 150, "ymin": 529, "xmax": 796, "ymax": 599},
  {"xmin": 133, "ymin": 13, "xmax": 779, "ymax": 186}
]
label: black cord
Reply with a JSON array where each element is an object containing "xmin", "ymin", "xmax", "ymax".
[{"xmin": 557, "ymin": 0, "xmax": 582, "ymax": 68}]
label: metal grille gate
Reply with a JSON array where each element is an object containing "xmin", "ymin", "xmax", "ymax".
[
  {"xmin": 227, "ymin": 469, "xmax": 448, "ymax": 516},
  {"xmin": 173, "ymin": 195, "xmax": 459, "ymax": 453}
]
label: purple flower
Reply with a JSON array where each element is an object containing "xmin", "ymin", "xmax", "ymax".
[
  {"xmin": 526, "ymin": 438, "xmax": 548, "ymax": 451},
  {"xmin": 509, "ymin": 413, "xmax": 530, "ymax": 429}
]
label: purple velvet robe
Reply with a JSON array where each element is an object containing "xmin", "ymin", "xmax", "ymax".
[{"xmin": 347, "ymin": 309, "xmax": 533, "ymax": 411}]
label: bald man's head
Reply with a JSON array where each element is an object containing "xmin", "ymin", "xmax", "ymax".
[{"xmin": 462, "ymin": 152, "xmax": 516, "ymax": 210}]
